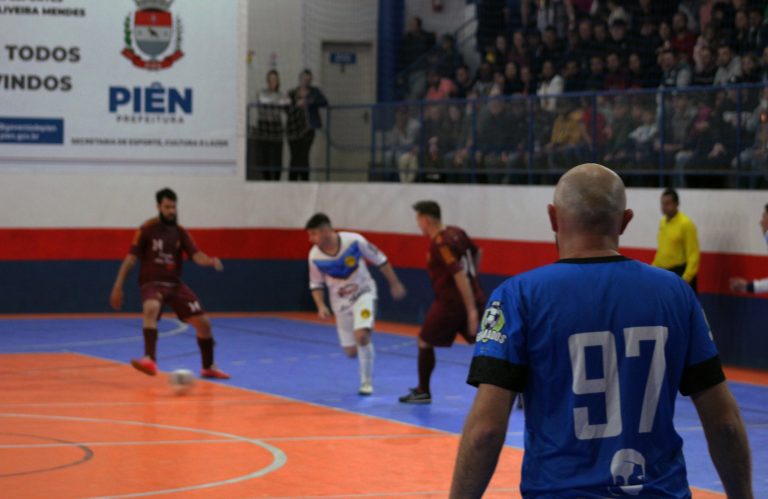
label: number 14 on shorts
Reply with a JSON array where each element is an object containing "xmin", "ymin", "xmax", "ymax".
[{"xmin": 568, "ymin": 326, "xmax": 668, "ymax": 440}]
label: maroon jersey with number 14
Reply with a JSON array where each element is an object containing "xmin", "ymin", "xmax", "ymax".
[
  {"xmin": 427, "ymin": 225, "xmax": 485, "ymax": 307},
  {"xmin": 129, "ymin": 218, "xmax": 199, "ymax": 286}
]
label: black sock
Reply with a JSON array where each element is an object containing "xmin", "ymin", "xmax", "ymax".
[
  {"xmin": 143, "ymin": 328, "xmax": 158, "ymax": 361},
  {"xmin": 417, "ymin": 347, "xmax": 436, "ymax": 394},
  {"xmin": 197, "ymin": 337, "xmax": 215, "ymax": 369}
]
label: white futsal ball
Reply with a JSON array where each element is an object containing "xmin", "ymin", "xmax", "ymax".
[{"xmin": 168, "ymin": 369, "xmax": 196, "ymax": 395}]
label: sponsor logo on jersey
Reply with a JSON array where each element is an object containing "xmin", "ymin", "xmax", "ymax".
[
  {"xmin": 478, "ymin": 300, "xmax": 506, "ymax": 343},
  {"xmin": 360, "ymin": 309, "xmax": 371, "ymax": 319},
  {"xmin": 344, "ymin": 255, "xmax": 357, "ymax": 267}
]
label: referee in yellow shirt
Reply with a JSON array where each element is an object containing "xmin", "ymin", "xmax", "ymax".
[{"xmin": 652, "ymin": 188, "xmax": 700, "ymax": 291}]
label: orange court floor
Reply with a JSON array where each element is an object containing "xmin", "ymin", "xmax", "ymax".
[{"xmin": 0, "ymin": 313, "xmax": 749, "ymax": 498}]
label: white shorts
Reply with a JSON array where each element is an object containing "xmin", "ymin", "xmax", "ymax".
[{"xmin": 334, "ymin": 293, "xmax": 376, "ymax": 347}]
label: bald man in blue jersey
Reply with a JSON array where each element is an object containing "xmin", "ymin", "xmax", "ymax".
[{"xmin": 450, "ymin": 164, "xmax": 753, "ymax": 498}]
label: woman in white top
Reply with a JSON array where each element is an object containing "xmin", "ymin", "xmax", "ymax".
[
  {"xmin": 537, "ymin": 60, "xmax": 564, "ymax": 113},
  {"xmin": 254, "ymin": 70, "xmax": 290, "ymax": 180}
]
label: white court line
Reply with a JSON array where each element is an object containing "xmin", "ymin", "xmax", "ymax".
[
  {"xmin": 0, "ymin": 413, "xmax": 287, "ymax": 499},
  {"xmin": 8, "ymin": 319, "xmax": 189, "ymax": 350},
  {"xmin": 0, "ymin": 433, "xmax": 448, "ymax": 449}
]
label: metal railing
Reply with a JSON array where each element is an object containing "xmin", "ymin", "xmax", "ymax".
[{"xmin": 246, "ymin": 82, "xmax": 768, "ymax": 188}]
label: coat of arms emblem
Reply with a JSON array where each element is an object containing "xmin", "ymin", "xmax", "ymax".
[{"xmin": 122, "ymin": 0, "xmax": 183, "ymax": 70}]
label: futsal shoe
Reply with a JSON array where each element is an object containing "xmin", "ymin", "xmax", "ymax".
[
  {"xmin": 358, "ymin": 381, "xmax": 373, "ymax": 396},
  {"xmin": 398, "ymin": 388, "xmax": 432, "ymax": 404},
  {"xmin": 130, "ymin": 357, "xmax": 158, "ymax": 376},
  {"xmin": 200, "ymin": 364, "xmax": 231, "ymax": 379}
]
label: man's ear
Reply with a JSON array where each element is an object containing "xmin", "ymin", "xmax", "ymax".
[
  {"xmin": 547, "ymin": 204, "xmax": 558, "ymax": 233},
  {"xmin": 619, "ymin": 208, "xmax": 634, "ymax": 235}
]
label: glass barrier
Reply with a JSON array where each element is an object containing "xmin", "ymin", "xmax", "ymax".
[{"xmin": 246, "ymin": 83, "xmax": 768, "ymax": 188}]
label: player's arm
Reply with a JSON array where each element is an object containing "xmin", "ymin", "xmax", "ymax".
[
  {"xmin": 308, "ymin": 259, "xmax": 331, "ymax": 319},
  {"xmin": 450, "ymin": 384, "xmax": 516, "ymax": 499},
  {"xmin": 454, "ymin": 270, "xmax": 479, "ymax": 336},
  {"xmin": 110, "ymin": 254, "xmax": 138, "ymax": 310},
  {"xmin": 192, "ymin": 251, "xmax": 223, "ymax": 271},
  {"xmin": 311, "ymin": 288, "xmax": 331, "ymax": 319},
  {"xmin": 682, "ymin": 222, "xmax": 700, "ymax": 283},
  {"xmin": 378, "ymin": 262, "xmax": 407, "ymax": 300},
  {"xmin": 691, "ymin": 381, "xmax": 753, "ymax": 499},
  {"xmin": 730, "ymin": 276, "xmax": 768, "ymax": 293}
]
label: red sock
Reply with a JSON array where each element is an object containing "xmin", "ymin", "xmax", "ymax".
[
  {"xmin": 417, "ymin": 347, "xmax": 435, "ymax": 394},
  {"xmin": 143, "ymin": 328, "xmax": 158, "ymax": 361}
]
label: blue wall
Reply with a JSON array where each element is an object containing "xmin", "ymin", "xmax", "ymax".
[{"xmin": 1, "ymin": 260, "xmax": 764, "ymax": 369}]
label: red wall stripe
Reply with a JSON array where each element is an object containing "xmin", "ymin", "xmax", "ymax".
[{"xmin": 1, "ymin": 228, "xmax": 766, "ymax": 296}]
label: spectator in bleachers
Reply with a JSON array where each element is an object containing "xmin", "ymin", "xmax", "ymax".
[
  {"xmin": 605, "ymin": 51, "xmax": 628, "ymax": 89},
  {"xmin": 656, "ymin": 93, "xmax": 698, "ymax": 169},
  {"xmin": 740, "ymin": 53, "xmax": 762, "ymax": 83},
  {"xmin": 747, "ymin": 8, "xmax": 768, "ymax": 54},
  {"xmin": 493, "ymin": 71, "xmax": 507, "ymax": 94},
  {"xmin": 541, "ymin": 100, "xmax": 588, "ymax": 170},
  {"xmin": 732, "ymin": 87, "xmax": 768, "ymax": 177},
  {"xmin": 520, "ymin": 65, "xmax": 537, "ymax": 95},
  {"xmin": 472, "ymin": 61, "xmax": 496, "ymax": 96},
  {"xmin": 673, "ymin": 101, "xmax": 715, "ymax": 187},
  {"xmin": 477, "ymin": 0, "xmax": 507, "ymax": 53},
  {"xmin": 678, "ymin": 1, "xmax": 700, "ymax": 33},
  {"xmin": 384, "ymin": 105, "xmax": 421, "ymax": 183},
  {"xmin": 693, "ymin": 45, "xmax": 718, "ymax": 86},
  {"xmin": 761, "ymin": 47, "xmax": 768, "ymax": 82},
  {"xmin": 485, "ymin": 34, "xmax": 510, "ymax": 71},
  {"xmin": 424, "ymin": 104, "xmax": 469, "ymax": 183},
  {"xmin": 509, "ymin": 31, "xmax": 531, "ymax": 69},
  {"xmin": 399, "ymin": 17, "xmax": 436, "ymax": 71},
  {"xmin": 287, "ymin": 69, "xmax": 328, "ymax": 181},
  {"xmin": 607, "ymin": 19, "xmax": 632, "ymax": 60},
  {"xmin": 606, "ymin": 0, "xmax": 631, "ymax": 28},
  {"xmin": 425, "ymin": 68, "xmax": 457, "ymax": 101},
  {"xmin": 712, "ymin": 2, "xmax": 736, "ymax": 39},
  {"xmin": 252, "ymin": 69, "xmax": 289, "ymax": 181},
  {"xmin": 714, "ymin": 44, "xmax": 743, "ymax": 84},
  {"xmin": 434, "ymin": 34, "xmax": 465, "ymax": 79},
  {"xmin": 584, "ymin": 55, "xmax": 607, "ymax": 90},
  {"xmin": 627, "ymin": 52, "xmax": 659, "ymax": 87},
  {"xmin": 732, "ymin": 9, "xmax": 752, "ymax": 55},
  {"xmin": 538, "ymin": 59, "xmax": 565, "ymax": 112},
  {"xmin": 628, "ymin": 103, "xmax": 658, "ymax": 168},
  {"xmin": 573, "ymin": 18, "xmax": 599, "ymax": 69},
  {"xmin": 522, "ymin": 0, "xmax": 574, "ymax": 37},
  {"xmin": 562, "ymin": 58, "xmax": 585, "ymax": 91},
  {"xmin": 672, "ymin": 12, "xmax": 698, "ymax": 61},
  {"xmin": 570, "ymin": 0, "xmax": 597, "ymax": 18},
  {"xmin": 603, "ymin": 97, "xmax": 636, "ymax": 166},
  {"xmin": 594, "ymin": 20, "xmax": 610, "ymax": 49},
  {"xmin": 541, "ymin": 25, "xmax": 565, "ymax": 67},
  {"xmin": 636, "ymin": 19, "xmax": 663, "ymax": 66},
  {"xmin": 659, "ymin": 49, "xmax": 692, "ymax": 88},
  {"xmin": 657, "ymin": 21, "xmax": 674, "ymax": 55},
  {"xmin": 474, "ymin": 89, "xmax": 520, "ymax": 183},
  {"xmin": 630, "ymin": 0, "xmax": 658, "ymax": 31},
  {"xmin": 503, "ymin": 61, "xmax": 525, "ymax": 94},
  {"xmin": 454, "ymin": 64, "xmax": 474, "ymax": 98},
  {"xmin": 527, "ymin": 29, "xmax": 545, "ymax": 74}
]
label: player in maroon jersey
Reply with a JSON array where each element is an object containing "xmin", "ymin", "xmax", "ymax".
[
  {"xmin": 109, "ymin": 188, "xmax": 230, "ymax": 379},
  {"xmin": 400, "ymin": 200, "xmax": 485, "ymax": 404}
]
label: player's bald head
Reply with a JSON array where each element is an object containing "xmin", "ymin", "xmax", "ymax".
[{"xmin": 553, "ymin": 163, "xmax": 627, "ymax": 235}]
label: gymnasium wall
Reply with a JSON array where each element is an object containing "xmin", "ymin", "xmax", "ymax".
[{"xmin": 1, "ymin": 181, "xmax": 767, "ymax": 369}]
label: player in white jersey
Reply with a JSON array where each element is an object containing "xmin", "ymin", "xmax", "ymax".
[
  {"xmin": 731, "ymin": 203, "xmax": 768, "ymax": 293},
  {"xmin": 305, "ymin": 213, "xmax": 407, "ymax": 395}
]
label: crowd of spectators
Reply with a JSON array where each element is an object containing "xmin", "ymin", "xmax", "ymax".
[{"xmin": 390, "ymin": 0, "xmax": 768, "ymax": 187}]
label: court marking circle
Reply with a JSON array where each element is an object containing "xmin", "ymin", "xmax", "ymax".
[
  {"xmin": 0, "ymin": 412, "xmax": 287, "ymax": 498},
  {"xmin": 9, "ymin": 319, "xmax": 188, "ymax": 350},
  {"xmin": 0, "ymin": 432, "xmax": 93, "ymax": 478}
]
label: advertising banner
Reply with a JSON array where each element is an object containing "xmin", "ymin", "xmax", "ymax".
[{"xmin": 0, "ymin": 0, "xmax": 238, "ymax": 169}]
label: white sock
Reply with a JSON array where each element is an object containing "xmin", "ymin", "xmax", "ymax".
[{"xmin": 358, "ymin": 342, "xmax": 374, "ymax": 385}]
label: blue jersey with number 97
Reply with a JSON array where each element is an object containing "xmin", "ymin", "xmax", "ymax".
[{"xmin": 468, "ymin": 255, "xmax": 724, "ymax": 498}]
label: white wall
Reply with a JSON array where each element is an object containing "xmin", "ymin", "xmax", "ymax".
[{"xmin": 2, "ymin": 178, "xmax": 767, "ymax": 256}]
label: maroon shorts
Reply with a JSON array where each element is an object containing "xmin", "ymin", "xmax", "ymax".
[
  {"xmin": 419, "ymin": 301, "xmax": 482, "ymax": 347},
  {"xmin": 140, "ymin": 282, "xmax": 205, "ymax": 321}
]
